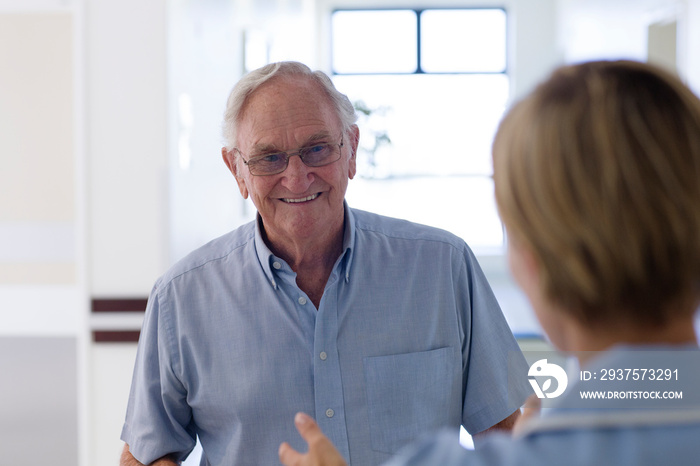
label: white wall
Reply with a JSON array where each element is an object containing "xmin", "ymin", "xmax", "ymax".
[
  {"xmin": 0, "ymin": 6, "xmax": 81, "ymax": 332},
  {"xmin": 87, "ymin": 0, "xmax": 168, "ymax": 296},
  {"xmin": 167, "ymin": 0, "xmax": 247, "ymax": 263},
  {"xmin": 0, "ymin": 3, "xmax": 84, "ymax": 465},
  {"xmin": 86, "ymin": 1, "xmax": 169, "ymax": 464}
]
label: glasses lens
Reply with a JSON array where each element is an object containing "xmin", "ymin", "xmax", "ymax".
[
  {"xmin": 301, "ymin": 144, "xmax": 338, "ymax": 167},
  {"xmin": 249, "ymin": 152, "xmax": 287, "ymax": 175}
]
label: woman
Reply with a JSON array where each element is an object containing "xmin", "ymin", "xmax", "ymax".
[{"xmin": 278, "ymin": 60, "xmax": 700, "ymax": 466}]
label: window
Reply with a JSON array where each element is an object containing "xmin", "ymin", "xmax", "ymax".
[{"xmin": 332, "ymin": 8, "xmax": 508, "ymax": 252}]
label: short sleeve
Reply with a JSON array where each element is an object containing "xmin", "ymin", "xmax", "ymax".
[
  {"xmin": 458, "ymin": 246, "xmax": 532, "ymax": 434},
  {"xmin": 120, "ymin": 284, "xmax": 197, "ymax": 464}
]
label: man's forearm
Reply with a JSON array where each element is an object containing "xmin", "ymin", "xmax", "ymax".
[{"xmin": 120, "ymin": 444, "xmax": 179, "ymax": 466}]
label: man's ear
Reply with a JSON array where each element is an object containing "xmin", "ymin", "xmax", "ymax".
[
  {"xmin": 222, "ymin": 147, "xmax": 249, "ymax": 199},
  {"xmin": 347, "ymin": 125, "xmax": 360, "ymax": 180}
]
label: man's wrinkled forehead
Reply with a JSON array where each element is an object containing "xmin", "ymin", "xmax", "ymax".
[
  {"xmin": 236, "ymin": 77, "xmax": 341, "ymax": 148},
  {"xmin": 238, "ymin": 75, "xmax": 334, "ymax": 126}
]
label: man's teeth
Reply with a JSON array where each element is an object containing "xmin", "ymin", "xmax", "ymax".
[{"xmin": 283, "ymin": 193, "xmax": 319, "ymax": 203}]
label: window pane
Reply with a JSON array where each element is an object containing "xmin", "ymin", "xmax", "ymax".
[
  {"xmin": 334, "ymin": 74, "xmax": 509, "ymax": 177},
  {"xmin": 332, "ymin": 10, "xmax": 417, "ymax": 73},
  {"xmin": 346, "ymin": 176, "xmax": 504, "ymax": 249},
  {"xmin": 335, "ymin": 73, "xmax": 508, "ymax": 249},
  {"xmin": 420, "ymin": 9, "xmax": 506, "ymax": 73}
]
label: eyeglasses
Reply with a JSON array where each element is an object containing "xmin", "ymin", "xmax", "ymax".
[{"xmin": 236, "ymin": 136, "xmax": 344, "ymax": 176}]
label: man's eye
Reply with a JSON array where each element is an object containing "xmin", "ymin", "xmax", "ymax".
[
  {"xmin": 259, "ymin": 153, "xmax": 283, "ymax": 163},
  {"xmin": 302, "ymin": 144, "xmax": 331, "ymax": 160}
]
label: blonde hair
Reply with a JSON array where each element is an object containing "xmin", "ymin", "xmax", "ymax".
[{"xmin": 493, "ymin": 60, "xmax": 700, "ymax": 326}]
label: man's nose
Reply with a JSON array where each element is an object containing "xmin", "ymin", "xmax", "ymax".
[{"xmin": 281, "ymin": 155, "xmax": 313, "ymax": 191}]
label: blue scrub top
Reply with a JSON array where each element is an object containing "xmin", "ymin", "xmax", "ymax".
[{"xmin": 384, "ymin": 346, "xmax": 700, "ymax": 466}]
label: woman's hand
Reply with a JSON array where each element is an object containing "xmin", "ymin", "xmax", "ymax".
[{"xmin": 279, "ymin": 413, "xmax": 348, "ymax": 466}]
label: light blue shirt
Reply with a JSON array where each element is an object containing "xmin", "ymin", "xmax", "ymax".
[
  {"xmin": 383, "ymin": 346, "xmax": 700, "ymax": 466},
  {"xmin": 121, "ymin": 205, "xmax": 530, "ymax": 465}
]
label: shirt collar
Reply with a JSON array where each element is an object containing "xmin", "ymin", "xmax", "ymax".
[
  {"xmin": 253, "ymin": 201, "xmax": 356, "ymax": 288},
  {"xmin": 341, "ymin": 201, "xmax": 356, "ymax": 282},
  {"xmin": 253, "ymin": 216, "xmax": 278, "ymax": 289}
]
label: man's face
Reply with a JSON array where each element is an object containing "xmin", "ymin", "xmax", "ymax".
[{"xmin": 223, "ymin": 76, "xmax": 358, "ymax": 246}]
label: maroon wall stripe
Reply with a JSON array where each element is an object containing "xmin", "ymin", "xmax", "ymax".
[
  {"xmin": 92, "ymin": 330, "xmax": 141, "ymax": 343},
  {"xmin": 91, "ymin": 298, "xmax": 148, "ymax": 313}
]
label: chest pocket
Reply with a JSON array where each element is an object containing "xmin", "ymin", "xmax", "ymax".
[{"xmin": 363, "ymin": 346, "xmax": 455, "ymax": 454}]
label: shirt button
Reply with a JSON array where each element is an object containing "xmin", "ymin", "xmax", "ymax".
[
  {"xmin": 298, "ymin": 297, "xmax": 307, "ymax": 305},
  {"xmin": 326, "ymin": 409, "xmax": 335, "ymax": 418},
  {"xmin": 272, "ymin": 261, "xmax": 282, "ymax": 270},
  {"xmin": 319, "ymin": 351, "xmax": 327, "ymax": 361}
]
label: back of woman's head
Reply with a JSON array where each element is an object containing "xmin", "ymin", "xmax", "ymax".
[{"xmin": 493, "ymin": 60, "xmax": 700, "ymax": 327}]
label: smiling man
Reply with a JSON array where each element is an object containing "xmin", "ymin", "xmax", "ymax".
[
  {"xmin": 223, "ymin": 74, "xmax": 356, "ymax": 308},
  {"xmin": 119, "ymin": 61, "xmax": 530, "ymax": 466}
]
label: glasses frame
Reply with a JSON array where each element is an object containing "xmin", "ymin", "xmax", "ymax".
[{"xmin": 236, "ymin": 135, "xmax": 345, "ymax": 176}]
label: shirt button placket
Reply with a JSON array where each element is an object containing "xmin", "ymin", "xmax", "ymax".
[{"xmin": 312, "ymin": 278, "xmax": 350, "ymax": 460}]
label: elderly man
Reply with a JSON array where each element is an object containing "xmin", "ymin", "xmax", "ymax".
[{"xmin": 120, "ymin": 61, "xmax": 530, "ymax": 466}]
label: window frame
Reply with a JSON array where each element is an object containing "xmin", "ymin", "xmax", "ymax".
[{"xmin": 330, "ymin": 7, "xmax": 508, "ymax": 76}]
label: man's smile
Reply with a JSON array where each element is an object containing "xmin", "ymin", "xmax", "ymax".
[{"xmin": 281, "ymin": 193, "xmax": 320, "ymax": 204}]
